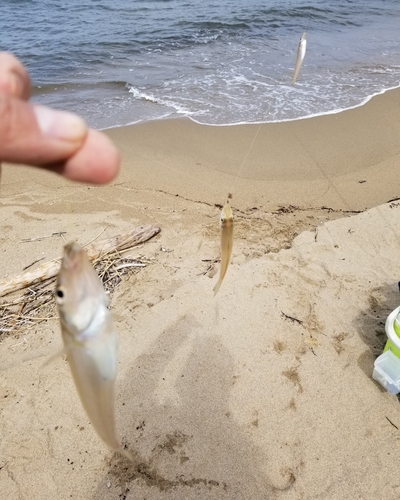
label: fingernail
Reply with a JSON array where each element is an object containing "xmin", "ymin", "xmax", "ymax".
[
  {"xmin": 8, "ymin": 71, "xmax": 24, "ymax": 97},
  {"xmin": 34, "ymin": 105, "xmax": 87, "ymax": 142},
  {"xmin": 0, "ymin": 72, "xmax": 22, "ymax": 97}
]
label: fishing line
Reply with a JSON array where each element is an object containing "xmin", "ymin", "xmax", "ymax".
[
  {"xmin": 223, "ymin": 7, "xmax": 400, "ymax": 283},
  {"xmin": 228, "ymin": 38, "xmax": 303, "ymax": 196},
  {"xmin": 224, "ymin": 9, "xmax": 315, "ymax": 200},
  {"xmin": 156, "ymin": 10, "xmax": 400, "ymax": 270},
  {"xmin": 304, "ymin": 11, "xmax": 312, "ymax": 32},
  {"xmin": 225, "ymin": 11, "xmax": 314, "ymax": 199},
  {"xmin": 289, "ymin": 9, "xmax": 400, "ymax": 254},
  {"xmin": 271, "ymin": 70, "xmax": 400, "ymax": 277},
  {"xmin": 206, "ymin": 7, "xmax": 400, "ymax": 313},
  {"xmin": 291, "ymin": 124, "xmax": 400, "ymax": 256},
  {"xmin": 229, "ymin": 122, "xmax": 263, "ymax": 198}
]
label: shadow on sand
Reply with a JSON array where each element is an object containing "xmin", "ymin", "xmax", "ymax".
[
  {"xmin": 354, "ymin": 281, "xmax": 400, "ymax": 395},
  {"xmin": 92, "ymin": 313, "xmax": 282, "ymax": 499}
]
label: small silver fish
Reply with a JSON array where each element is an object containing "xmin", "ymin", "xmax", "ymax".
[
  {"xmin": 213, "ymin": 198, "xmax": 234, "ymax": 296},
  {"xmin": 55, "ymin": 242, "xmax": 133, "ymax": 461},
  {"xmin": 292, "ymin": 32, "xmax": 307, "ymax": 85}
]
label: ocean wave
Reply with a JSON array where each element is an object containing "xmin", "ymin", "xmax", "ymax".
[
  {"xmin": 187, "ymin": 84, "xmax": 400, "ymax": 127},
  {"xmin": 128, "ymin": 86, "xmax": 197, "ymax": 116}
]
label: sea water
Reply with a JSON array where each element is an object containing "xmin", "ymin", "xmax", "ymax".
[{"xmin": 1, "ymin": 0, "xmax": 400, "ymax": 129}]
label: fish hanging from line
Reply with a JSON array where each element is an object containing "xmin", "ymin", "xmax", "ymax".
[
  {"xmin": 292, "ymin": 32, "xmax": 307, "ymax": 85},
  {"xmin": 55, "ymin": 242, "xmax": 133, "ymax": 461},
  {"xmin": 213, "ymin": 194, "xmax": 234, "ymax": 296}
]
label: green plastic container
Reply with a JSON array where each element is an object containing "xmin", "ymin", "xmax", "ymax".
[
  {"xmin": 373, "ymin": 307, "xmax": 400, "ymax": 394},
  {"xmin": 384, "ymin": 309, "xmax": 400, "ymax": 358}
]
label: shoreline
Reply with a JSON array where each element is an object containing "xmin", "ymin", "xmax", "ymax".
[
  {"xmin": 105, "ymin": 82, "xmax": 400, "ymax": 131},
  {"xmin": 104, "ymin": 85, "xmax": 400, "ymax": 213}
]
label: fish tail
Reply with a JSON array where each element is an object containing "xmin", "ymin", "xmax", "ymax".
[
  {"xmin": 213, "ymin": 279, "xmax": 222, "ymax": 296},
  {"xmin": 119, "ymin": 447, "xmax": 136, "ymax": 463}
]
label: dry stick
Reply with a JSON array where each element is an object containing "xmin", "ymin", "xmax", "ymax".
[{"xmin": 0, "ymin": 225, "xmax": 161, "ymax": 298}]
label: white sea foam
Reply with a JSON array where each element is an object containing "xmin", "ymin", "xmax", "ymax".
[
  {"xmin": 128, "ymin": 86, "xmax": 197, "ymax": 116},
  {"xmin": 186, "ymin": 84, "xmax": 400, "ymax": 127}
]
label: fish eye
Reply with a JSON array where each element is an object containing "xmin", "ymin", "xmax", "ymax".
[{"xmin": 55, "ymin": 287, "xmax": 65, "ymax": 303}]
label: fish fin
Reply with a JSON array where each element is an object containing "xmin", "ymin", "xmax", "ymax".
[{"xmin": 42, "ymin": 348, "xmax": 67, "ymax": 368}]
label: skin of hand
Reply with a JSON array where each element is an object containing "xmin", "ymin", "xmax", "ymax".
[{"xmin": 0, "ymin": 52, "xmax": 120, "ymax": 184}]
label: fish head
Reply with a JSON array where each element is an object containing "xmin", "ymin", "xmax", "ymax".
[
  {"xmin": 56, "ymin": 242, "xmax": 107, "ymax": 340},
  {"xmin": 220, "ymin": 203, "xmax": 233, "ymax": 228}
]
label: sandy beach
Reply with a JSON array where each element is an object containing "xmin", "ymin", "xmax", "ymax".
[{"xmin": 1, "ymin": 87, "xmax": 400, "ymax": 500}]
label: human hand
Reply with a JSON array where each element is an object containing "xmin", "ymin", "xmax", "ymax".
[{"xmin": 0, "ymin": 52, "xmax": 120, "ymax": 183}]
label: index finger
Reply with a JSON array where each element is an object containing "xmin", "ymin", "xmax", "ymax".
[{"xmin": 0, "ymin": 52, "xmax": 31, "ymax": 100}]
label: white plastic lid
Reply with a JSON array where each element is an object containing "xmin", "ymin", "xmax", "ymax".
[{"xmin": 373, "ymin": 350, "xmax": 400, "ymax": 395}]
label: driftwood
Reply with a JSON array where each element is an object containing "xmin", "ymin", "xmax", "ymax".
[{"xmin": 0, "ymin": 225, "xmax": 160, "ymax": 298}]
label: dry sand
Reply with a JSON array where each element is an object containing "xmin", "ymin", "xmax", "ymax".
[{"xmin": 1, "ymin": 87, "xmax": 400, "ymax": 499}]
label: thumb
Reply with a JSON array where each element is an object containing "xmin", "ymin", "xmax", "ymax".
[{"xmin": 0, "ymin": 92, "xmax": 87, "ymax": 165}]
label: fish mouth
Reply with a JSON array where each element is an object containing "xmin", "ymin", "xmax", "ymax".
[{"xmin": 62, "ymin": 242, "xmax": 84, "ymax": 271}]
